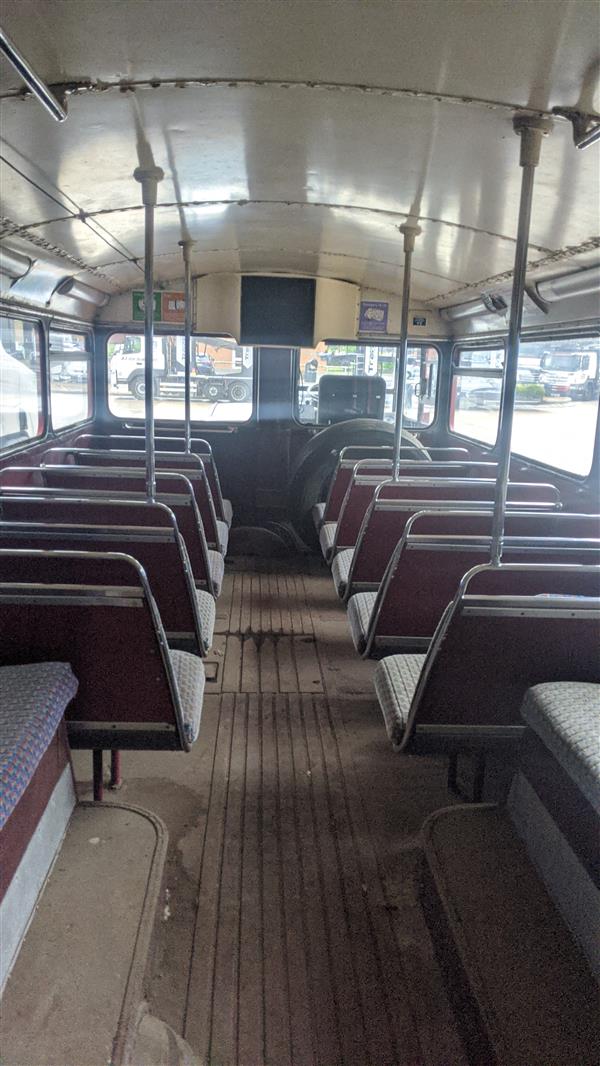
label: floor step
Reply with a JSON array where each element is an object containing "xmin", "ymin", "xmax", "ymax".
[{"xmin": 421, "ymin": 804, "xmax": 600, "ymax": 1066}]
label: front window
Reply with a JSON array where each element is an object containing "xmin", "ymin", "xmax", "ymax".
[
  {"xmin": 107, "ymin": 333, "xmax": 254, "ymax": 423},
  {"xmin": 49, "ymin": 329, "xmax": 92, "ymax": 430},
  {"xmin": 0, "ymin": 316, "xmax": 43, "ymax": 451},
  {"xmin": 296, "ymin": 343, "xmax": 438, "ymax": 426}
]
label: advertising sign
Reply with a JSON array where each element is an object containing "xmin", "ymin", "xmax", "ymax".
[{"xmin": 359, "ymin": 300, "xmax": 388, "ymax": 333}]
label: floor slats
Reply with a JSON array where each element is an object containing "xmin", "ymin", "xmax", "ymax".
[{"xmin": 183, "ymin": 693, "xmax": 423, "ymax": 1066}]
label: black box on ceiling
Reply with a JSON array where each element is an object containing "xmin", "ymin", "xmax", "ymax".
[
  {"xmin": 317, "ymin": 374, "xmax": 386, "ymax": 425},
  {"xmin": 240, "ymin": 276, "xmax": 316, "ymax": 346}
]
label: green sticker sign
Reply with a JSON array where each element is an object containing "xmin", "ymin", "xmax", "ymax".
[{"xmin": 132, "ymin": 291, "xmax": 162, "ymax": 322}]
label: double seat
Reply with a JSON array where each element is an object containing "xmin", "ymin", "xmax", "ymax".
[{"xmin": 372, "ymin": 562, "xmax": 600, "ymax": 757}]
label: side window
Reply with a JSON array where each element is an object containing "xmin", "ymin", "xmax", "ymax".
[
  {"xmin": 0, "ymin": 316, "xmax": 43, "ymax": 451},
  {"xmin": 107, "ymin": 334, "xmax": 254, "ymax": 423},
  {"xmin": 296, "ymin": 343, "xmax": 439, "ymax": 426},
  {"xmin": 449, "ymin": 346, "xmax": 504, "ymax": 445},
  {"xmin": 49, "ymin": 330, "xmax": 92, "ymax": 430},
  {"xmin": 513, "ymin": 336, "xmax": 599, "ymax": 476}
]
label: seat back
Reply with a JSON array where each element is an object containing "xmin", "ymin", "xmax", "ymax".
[
  {"xmin": 73, "ymin": 433, "xmax": 228, "ymax": 521},
  {"xmin": 368, "ymin": 514, "xmax": 600, "ymax": 652},
  {"xmin": 0, "ymin": 481, "xmax": 213, "ymax": 587},
  {"xmin": 346, "ymin": 504, "xmax": 592, "ymax": 597},
  {"xmin": 321, "ymin": 446, "xmax": 471, "ymax": 523},
  {"xmin": 402, "ymin": 563, "xmax": 600, "ymax": 750},
  {"xmin": 335, "ymin": 473, "xmax": 560, "ymax": 555},
  {"xmin": 40, "ymin": 455, "xmax": 221, "ymax": 544},
  {"xmin": 2, "ymin": 463, "xmax": 220, "ymax": 548},
  {"xmin": 0, "ymin": 549, "xmax": 192, "ymax": 750},
  {"xmin": 0, "ymin": 517, "xmax": 206, "ymax": 655}
]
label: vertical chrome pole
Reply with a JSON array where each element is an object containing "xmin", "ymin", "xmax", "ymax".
[
  {"xmin": 179, "ymin": 239, "xmax": 193, "ymax": 454},
  {"xmin": 134, "ymin": 165, "xmax": 164, "ymax": 502},
  {"xmin": 490, "ymin": 114, "xmax": 552, "ymax": 564},
  {"xmin": 393, "ymin": 223, "xmax": 422, "ymax": 479}
]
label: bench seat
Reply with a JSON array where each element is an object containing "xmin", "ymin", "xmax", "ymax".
[
  {"xmin": 373, "ymin": 654, "xmax": 427, "ymax": 748},
  {"xmin": 194, "ymin": 590, "xmax": 217, "ymax": 654},
  {"xmin": 0, "ymin": 662, "xmax": 78, "ymax": 830},
  {"xmin": 169, "ymin": 651, "xmax": 205, "ymax": 746},
  {"xmin": 520, "ymin": 682, "xmax": 600, "ymax": 813},
  {"xmin": 207, "ymin": 549, "xmax": 225, "ymax": 598},
  {"xmin": 347, "ymin": 591, "xmax": 377, "ymax": 654},
  {"xmin": 331, "ymin": 548, "xmax": 353, "ymax": 598}
]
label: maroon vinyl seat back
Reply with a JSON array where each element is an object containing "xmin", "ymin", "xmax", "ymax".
[
  {"xmin": 349, "ymin": 502, "xmax": 587, "ymax": 594},
  {"xmin": 72, "ymin": 434, "xmax": 227, "ymax": 520},
  {"xmin": 345, "ymin": 475, "xmax": 562, "ymax": 575},
  {"xmin": 0, "ymin": 480, "xmax": 212, "ymax": 587},
  {"xmin": 321, "ymin": 444, "xmax": 468, "ymax": 524},
  {"xmin": 329, "ymin": 458, "xmax": 496, "ymax": 534},
  {"xmin": 0, "ymin": 550, "xmax": 188, "ymax": 749},
  {"xmin": 410, "ymin": 564, "xmax": 600, "ymax": 740},
  {"xmin": 375, "ymin": 534, "xmax": 600, "ymax": 647},
  {"xmin": 0, "ymin": 520, "xmax": 203, "ymax": 654},
  {"xmin": 44, "ymin": 447, "xmax": 202, "ymax": 472},
  {"xmin": 39, "ymin": 457, "xmax": 220, "ymax": 544}
]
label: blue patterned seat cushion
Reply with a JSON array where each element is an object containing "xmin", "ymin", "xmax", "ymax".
[
  {"xmin": 374, "ymin": 654, "xmax": 427, "ymax": 749},
  {"xmin": 208, "ymin": 550, "xmax": 225, "ymax": 597},
  {"xmin": 521, "ymin": 683, "xmax": 600, "ymax": 814},
  {"xmin": 331, "ymin": 548, "xmax": 353, "ymax": 598},
  {"xmin": 222, "ymin": 498, "xmax": 233, "ymax": 528},
  {"xmin": 169, "ymin": 650, "xmax": 205, "ymax": 746},
  {"xmin": 0, "ymin": 662, "xmax": 78, "ymax": 830},
  {"xmin": 216, "ymin": 520, "xmax": 229, "ymax": 557}
]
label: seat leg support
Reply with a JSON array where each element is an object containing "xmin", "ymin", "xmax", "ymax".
[
  {"xmin": 109, "ymin": 750, "xmax": 122, "ymax": 790},
  {"xmin": 93, "ymin": 750, "xmax": 104, "ymax": 802}
]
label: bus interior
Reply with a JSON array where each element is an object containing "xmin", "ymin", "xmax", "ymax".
[{"xmin": 0, "ymin": 3, "xmax": 599, "ymax": 1064}]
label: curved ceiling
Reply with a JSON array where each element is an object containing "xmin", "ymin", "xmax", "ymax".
[{"xmin": 1, "ymin": 0, "xmax": 599, "ymax": 305}]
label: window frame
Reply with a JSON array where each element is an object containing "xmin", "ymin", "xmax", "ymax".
[
  {"xmin": 449, "ymin": 329, "xmax": 600, "ymax": 481},
  {"xmin": 293, "ymin": 339, "xmax": 441, "ymax": 430},
  {"xmin": 104, "ymin": 328, "xmax": 258, "ymax": 427},
  {"xmin": 448, "ymin": 341, "xmax": 506, "ymax": 448},
  {"xmin": 48, "ymin": 326, "xmax": 94, "ymax": 433},
  {"xmin": 0, "ymin": 311, "xmax": 46, "ymax": 456}
]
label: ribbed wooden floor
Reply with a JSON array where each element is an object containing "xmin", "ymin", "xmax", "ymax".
[
  {"xmin": 182, "ymin": 693, "xmax": 421, "ymax": 1066},
  {"xmin": 76, "ymin": 559, "xmax": 466, "ymax": 1066}
]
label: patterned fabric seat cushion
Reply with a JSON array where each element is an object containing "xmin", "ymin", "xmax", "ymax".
[
  {"xmin": 374, "ymin": 654, "xmax": 427, "ymax": 749},
  {"xmin": 194, "ymin": 589, "xmax": 217, "ymax": 653},
  {"xmin": 347, "ymin": 591, "xmax": 377, "ymax": 653},
  {"xmin": 0, "ymin": 662, "xmax": 78, "ymax": 830},
  {"xmin": 319, "ymin": 522, "xmax": 337, "ymax": 561},
  {"xmin": 216, "ymin": 519, "xmax": 229, "ymax": 557},
  {"xmin": 222, "ymin": 498, "xmax": 233, "ymax": 528},
  {"xmin": 169, "ymin": 650, "xmax": 205, "ymax": 746},
  {"xmin": 208, "ymin": 550, "xmax": 225, "ymax": 597},
  {"xmin": 312, "ymin": 502, "xmax": 327, "ymax": 531},
  {"xmin": 521, "ymin": 683, "xmax": 600, "ymax": 814},
  {"xmin": 331, "ymin": 548, "xmax": 353, "ymax": 598}
]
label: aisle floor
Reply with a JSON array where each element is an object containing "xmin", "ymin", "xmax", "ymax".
[{"xmin": 75, "ymin": 557, "xmax": 466, "ymax": 1066}]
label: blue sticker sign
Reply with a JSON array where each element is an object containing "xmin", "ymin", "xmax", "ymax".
[
  {"xmin": 359, "ymin": 300, "xmax": 388, "ymax": 333},
  {"xmin": 412, "ymin": 315, "xmax": 427, "ymax": 327}
]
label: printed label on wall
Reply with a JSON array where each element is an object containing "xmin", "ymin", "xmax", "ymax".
[
  {"xmin": 359, "ymin": 300, "xmax": 388, "ymax": 333},
  {"xmin": 132, "ymin": 291, "xmax": 185, "ymax": 323}
]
